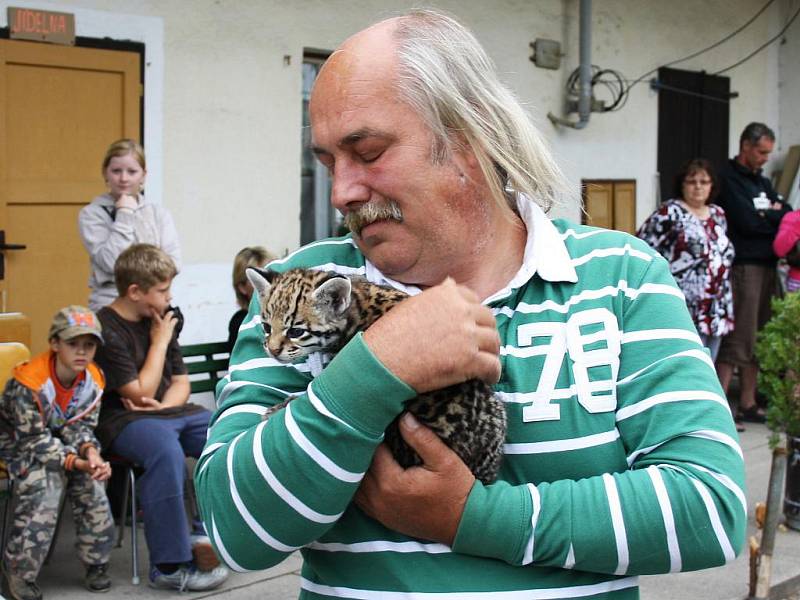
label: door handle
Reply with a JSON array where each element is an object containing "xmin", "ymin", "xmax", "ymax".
[
  {"xmin": 0, "ymin": 230, "xmax": 26, "ymax": 280},
  {"xmin": 0, "ymin": 231, "xmax": 26, "ymax": 251}
]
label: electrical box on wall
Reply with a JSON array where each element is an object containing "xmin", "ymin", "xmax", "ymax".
[{"xmin": 530, "ymin": 38, "xmax": 561, "ymax": 70}]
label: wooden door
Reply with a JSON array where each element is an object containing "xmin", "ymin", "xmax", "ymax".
[
  {"xmin": 583, "ymin": 180, "xmax": 637, "ymax": 235},
  {"xmin": 0, "ymin": 40, "xmax": 140, "ymax": 353}
]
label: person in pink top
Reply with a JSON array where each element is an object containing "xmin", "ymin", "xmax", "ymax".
[{"xmin": 774, "ymin": 207, "xmax": 800, "ymax": 292}]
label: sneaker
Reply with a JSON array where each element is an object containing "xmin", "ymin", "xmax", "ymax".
[
  {"xmin": 2, "ymin": 562, "xmax": 42, "ymax": 600},
  {"xmin": 85, "ymin": 563, "xmax": 111, "ymax": 593},
  {"xmin": 149, "ymin": 563, "xmax": 229, "ymax": 592},
  {"xmin": 190, "ymin": 533, "xmax": 221, "ymax": 571}
]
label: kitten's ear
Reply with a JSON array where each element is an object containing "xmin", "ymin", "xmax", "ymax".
[
  {"xmin": 313, "ymin": 276, "xmax": 352, "ymax": 316},
  {"xmin": 246, "ymin": 267, "xmax": 272, "ymax": 300}
]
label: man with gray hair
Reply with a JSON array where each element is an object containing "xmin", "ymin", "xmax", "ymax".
[
  {"xmin": 716, "ymin": 122, "xmax": 789, "ymax": 430},
  {"xmin": 197, "ymin": 9, "xmax": 745, "ymax": 598}
]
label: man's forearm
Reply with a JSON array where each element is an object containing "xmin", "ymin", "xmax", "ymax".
[{"xmin": 196, "ymin": 333, "xmax": 415, "ymax": 571}]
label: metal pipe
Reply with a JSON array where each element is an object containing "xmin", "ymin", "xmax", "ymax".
[
  {"xmin": 576, "ymin": 0, "xmax": 592, "ymax": 125},
  {"xmin": 547, "ymin": 0, "xmax": 592, "ymax": 129},
  {"xmin": 751, "ymin": 445, "xmax": 788, "ymax": 599}
]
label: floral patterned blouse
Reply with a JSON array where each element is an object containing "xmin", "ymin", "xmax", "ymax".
[{"xmin": 637, "ymin": 199, "xmax": 735, "ymax": 336}]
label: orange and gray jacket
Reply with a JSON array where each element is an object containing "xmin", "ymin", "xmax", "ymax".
[{"xmin": 0, "ymin": 351, "xmax": 104, "ymax": 477}]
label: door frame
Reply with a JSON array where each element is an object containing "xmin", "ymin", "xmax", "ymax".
[{"xmin": 0, "ymin": 0, "xmax": 164, "ymax": 205}]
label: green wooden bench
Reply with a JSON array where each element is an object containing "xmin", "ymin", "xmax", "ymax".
[{"xmin": 180, "ymin": 341, "xmax": 230, "ymax": 394}]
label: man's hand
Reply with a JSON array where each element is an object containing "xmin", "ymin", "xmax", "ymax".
[
  {"xmin": 122, "ymin": 396, "xmax": 161, "ymax": 412},
  {"xmin": 149, "ymin": 308, "xmax": 178, "ymax": 349},
  {"xmin": 354, "ymin": 413, "xmax": 475, "ymax": 546},
  {"xmin": 363, "ymin": 278, "xmax": 501, "ymax": 393}
]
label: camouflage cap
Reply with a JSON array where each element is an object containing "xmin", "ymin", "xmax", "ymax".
[{"xmin": 48, "ymin": 305, "xmax": 103, "ymax": 343}]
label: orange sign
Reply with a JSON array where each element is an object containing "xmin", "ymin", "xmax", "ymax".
[{"xmin": 8, "ymin": 6, "xmax": 75, "ymax": 45}]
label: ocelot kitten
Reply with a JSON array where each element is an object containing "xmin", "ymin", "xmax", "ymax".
[{"xmin": 245, "ymin": 267, "xmax": 507, "ymax": 484}]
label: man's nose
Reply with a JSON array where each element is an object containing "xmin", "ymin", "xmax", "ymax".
[{"xmin": 330, "ymin": 162, "xmax": 370, "ymax": 213}]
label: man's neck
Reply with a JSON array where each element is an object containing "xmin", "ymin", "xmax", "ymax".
[
  {"xmin": 453, "ymin": 212, "xmax": 527, "ymax": 301},
  {"xmin": 735, "ymin": 153, "xmax": 756, "ymax": 173},
  {"xmin": 109, "ymin": 296, "xmax": 144, "ymax": 322}
]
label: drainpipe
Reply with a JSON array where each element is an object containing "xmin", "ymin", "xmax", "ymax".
[{"xmin": 548, "ymin": 0, "xmax": 592, "ymax": 129}]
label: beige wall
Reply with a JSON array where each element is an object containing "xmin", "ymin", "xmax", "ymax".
[{"xmin": 1, "ymin": 0, "xmax": 793, "ymax": 343}]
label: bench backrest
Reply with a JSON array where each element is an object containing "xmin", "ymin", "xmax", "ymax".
[{"xmin": 180, "ymin": 341, "xmax": 230, "ymax": 395}]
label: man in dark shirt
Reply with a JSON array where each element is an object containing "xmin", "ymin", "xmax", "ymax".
[
  {"xmin": 94, "ymin": 243, "xmax": 228, "ymax": 592},
  {"xmin": 715, "ymin": 122, "xmax": 790, "ymax": 427}
]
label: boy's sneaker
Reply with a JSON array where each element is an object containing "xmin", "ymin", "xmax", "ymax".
[
  {"xmin": 148, "ymin": 563, "xmax": 229, "ymax": 592},
  {"xmin": 85, "ymin": 563, "xmax": 111, "ymax": 593},
  {"xmin": 190, "ymin": 534, "xmax": 221, "ymax": 571},
  {"xmin": 2, "ymin": 562, "xmax": 42, "ymax": 600}
]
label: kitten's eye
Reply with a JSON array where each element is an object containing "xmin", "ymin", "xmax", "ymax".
[
  {"xmin": 286, "ymin": 327, "xmax": 305, "ymax": 338},
  {"xmin": 262, "ymin": 323, "xmax": 272, "ymax": 335}
]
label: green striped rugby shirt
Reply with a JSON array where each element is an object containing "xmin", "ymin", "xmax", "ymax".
[{"xmin": 196, "ymin": 199, "xmax": 746, "ymax": 599}]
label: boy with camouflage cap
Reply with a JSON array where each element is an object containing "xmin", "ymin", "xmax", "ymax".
[{"xmin": 0, "ymin": 306, "xmax": 114, "ymax": 600}]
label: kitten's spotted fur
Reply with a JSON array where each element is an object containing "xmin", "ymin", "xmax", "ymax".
[{"xmin": 246, "ymin": 267, "xmax": 506, "ymax": 484}]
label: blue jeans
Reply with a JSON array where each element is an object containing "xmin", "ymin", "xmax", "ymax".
[{"xmin": 110, "ymin": 410, "xmax": 210, "ymax": 566}]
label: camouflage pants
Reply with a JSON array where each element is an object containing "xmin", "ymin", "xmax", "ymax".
[{"xmin": 3, "ymin": 463, "xmax": 114, "ymax": 582}]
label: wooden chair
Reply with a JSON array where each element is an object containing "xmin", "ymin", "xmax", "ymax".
[{"xmin": 0, "ymin": 342, "xmax": 29, "ymax": 387}]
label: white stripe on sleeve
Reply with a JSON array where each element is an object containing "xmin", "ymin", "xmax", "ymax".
[
  {"xmin": 252, "ymin": 419, "xmax": 343, "ymax": 524},
  {"xmin": 307, "ymin": 383, "xmax": 355, "ymax": 430},
  {"xmin": 284, "ymin": 402, "xmax": 364, "ymax": 483},
  {"xmin": 522, "ymin": 483, "xmax": 541, "ymax": 565},
  {"xmin": 210, "ymin": 514, "xmax": 249, "ymax": 572},
  {"xmin": 690, "ymin": 478, "xmax": 737, "ymax": 562},
  {"xmin": 226, "ymin": 434, "xmax": 299, "ymax": 553},
  {"xmin": 602, "ymin": 473, "xmax": 629, "ymax": 575},
  {"xmin": 615, "ymin": 390, "xmax": 729, "ymax": 422},
  {"xmin": 646, "ymin": 466, "xmax": 681, "ymax": 573}
]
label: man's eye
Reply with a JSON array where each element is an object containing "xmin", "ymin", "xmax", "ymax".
[
  {"xmin": 361, "ymin": 151, "xmax": 383, "ymax": 163},
  {"xmin": 287, "ymin": 327, "xmax": 305, "ymax": 338}
]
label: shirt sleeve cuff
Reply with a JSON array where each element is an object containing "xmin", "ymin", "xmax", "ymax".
[
  {"xmin": 452, "ymin": 480, "xmax": 532, "ymax": 564},
  {"xmin": 311, "ymin": 332, "xmax": 417, "ymax": 436},
  {"xmin": 113, "ymin": 208, "xmax": 136, "ymax": 231}
]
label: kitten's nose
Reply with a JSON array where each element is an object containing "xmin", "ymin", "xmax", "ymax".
[{"xmin": 267, "ymin": 339, "xmax": 283, "ymax": 358}]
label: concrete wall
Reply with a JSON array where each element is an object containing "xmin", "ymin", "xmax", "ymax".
[{"xmin": 1, "ymin": 0, "xmax": 793, "ymax": 344}]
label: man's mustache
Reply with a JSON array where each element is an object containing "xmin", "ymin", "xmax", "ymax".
[{"xmin": 343, "ymin": 201, "xmax": 404, "ymax": 236}]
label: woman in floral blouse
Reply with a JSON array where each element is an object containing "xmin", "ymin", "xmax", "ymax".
[{"xmin": 637, "ymin": 158, "xmax": 735, "ymax": 360}]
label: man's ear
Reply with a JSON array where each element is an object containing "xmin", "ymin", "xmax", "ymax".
[
  {"xmin": 450, "ymin": 133, "xmax": 483, "ymax": 181},
  {"xmin": 49, "ymin": 338, "xmax": 60, "ymax": 353}
]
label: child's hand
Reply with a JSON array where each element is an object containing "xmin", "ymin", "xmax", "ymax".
[
  {"xmin": 85, "ymin": 449, "xmax": 112, "ymax": 481},
  {"xmin": 114, "ymin": 193, "xmax": 138, "ymax": 211},
  {"xmin": 122, "ymin": 396, "xmax": 161, "ymax": 412},
  {"xmin": 150, "ymin": 308, "xmax": 178, "ymax": 348}
]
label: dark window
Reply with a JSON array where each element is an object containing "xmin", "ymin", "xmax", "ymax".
[{"xmin": 300, "ymin": 51, "xmax": 341, "ymax": 245}]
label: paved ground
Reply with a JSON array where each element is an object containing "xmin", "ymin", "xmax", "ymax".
[{"xmin": 8, "ymin": 423, "xmax": 800, "ymax": 600}]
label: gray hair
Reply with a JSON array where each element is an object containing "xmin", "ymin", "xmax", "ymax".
[
  {"xmin": 391, "ymin": 8, "xmax": 572, "ymax": 213},
  {"xmin": 739, "ymin": 122, "xmax": 775, "ymax": 147}
]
